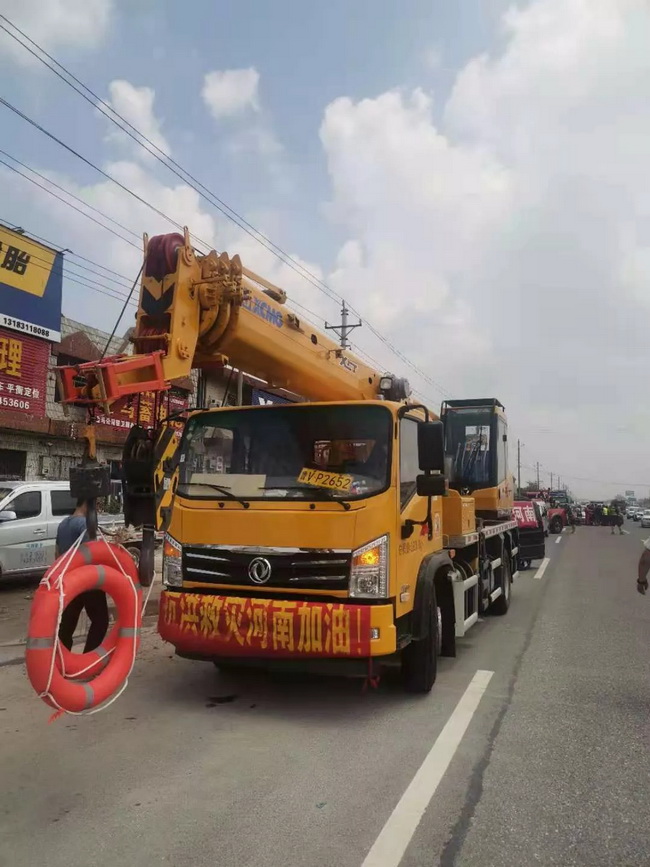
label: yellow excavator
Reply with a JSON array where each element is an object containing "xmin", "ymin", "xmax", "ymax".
[{"xmin": 58, "ymin": 229, "xmax": 518, "ymax": 693}]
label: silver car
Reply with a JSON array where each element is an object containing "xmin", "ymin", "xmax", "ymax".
[{"xmin": 0, "ymin": 481, "xmax": 123, "ymax": 580}]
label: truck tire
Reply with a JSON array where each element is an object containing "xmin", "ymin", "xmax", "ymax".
[
  {"xmin": 436, "ymin": 570, "xmax": 456, "ymax": 658},
  {"xmin": 125, "ymin": 545, "xmax": 140, "ymax": 569},
  {"xmin": 492, "ymin": 554, "xmax": 511, "ymax": 616},
  {"xmin": 549, "ymin": 516, "xmax": 563, "ymax": 534},
  {"xmin": 401, "ymin": 589, "xmax": 438, "ymax": 693}
]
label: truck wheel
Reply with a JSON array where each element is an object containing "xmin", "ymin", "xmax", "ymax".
[
  {"xmin": 125, "ymin": 546, "xmax": 140, "ymax": 569},
  {"xmin": 550, "ymin": 516, "xmax": 563, "ymax": 534},
  {"xmin": 436, "ymin": 571, "xmax": 456, "ymax": 658},
  {"xmin": 492, "ymin": 555, "xmax": 511, "ymax": 615},
  {"xmin": 401, "ymin": 591, "xmax": 438, "ymax": 693}
]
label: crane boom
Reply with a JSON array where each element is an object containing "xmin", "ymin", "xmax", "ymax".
[{"xmin": 58, "ymin": 229, "xmax": 409, "ymax": 408}]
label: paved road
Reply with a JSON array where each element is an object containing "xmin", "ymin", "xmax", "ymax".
[{"xmin": 1, "ymin": 525, "xmax": 649, "ymax": 866}]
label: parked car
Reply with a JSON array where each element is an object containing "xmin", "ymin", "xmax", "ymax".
[
  {"xmin": 0, "ymin": 481, "xmax": 126, "ymax": 581},
  {"xmin": 641, "ymin": 510, "xmax": 650, "ymax": 529}
]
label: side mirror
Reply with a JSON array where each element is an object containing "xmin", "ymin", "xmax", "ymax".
[
  {"xmin": 416, "ymin": 474, "xmax": 447, "ymax": 498},
  {"xmin": 0, "ymin": 510, "xmax": 17, "ymax": 523},
  {"xmin": 418, "ymin": 420, "xmax": 445, "ymax": 472}
]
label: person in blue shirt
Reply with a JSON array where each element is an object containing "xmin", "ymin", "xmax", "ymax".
[{"xmin": 56, "ymin": 499, "xmax": 109, "ymax": 653}]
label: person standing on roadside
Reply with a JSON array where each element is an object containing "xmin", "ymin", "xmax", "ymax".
[
  {"xmin": 56, "ymin": 499, "xmax": 109, "ymax": 653},
  {"xmin": 567, "ymin": 505, "xmax": 577, "ymax": 534},
  {"xmin": 637, "ymin": 537, "xmax": 650, "ymax": 594}
]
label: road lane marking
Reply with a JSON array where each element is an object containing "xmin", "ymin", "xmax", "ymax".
[
  {"xmin": 555, "ymin": 536, "xmax": 562, "ymax": 544},
  {"xmin": 361, "ymin": 670, "xmax": 494, "ymax": 867},
  {"xmin": 534, "ymin": 557, "xmax": 550, "ymax": 580}
]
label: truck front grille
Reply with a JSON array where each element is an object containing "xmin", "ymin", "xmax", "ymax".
[{"xmin": 182, "ymin": 546, "xmax": 351, "ymax": 591}]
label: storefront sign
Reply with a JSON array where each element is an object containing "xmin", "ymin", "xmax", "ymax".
[
  {"xmin": 159, "ymin": 592, "xmax": 371, "ymax": 658},
  {"xmin": 94, "ymin": 388, "xmax": 189, "ymax": 433},
  {"xmin": 0, "ymin": 225, "xmax": 63, "ymax": 342},
  {"xmin": 0, "ymin": 327, "xmax": 49, "ymax": 416}
]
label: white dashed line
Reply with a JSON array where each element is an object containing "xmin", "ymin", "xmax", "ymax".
[
  {"xmin": 555, "ymin": 536, "xmax": 562, "ymax": 544},
  {"xmin": 534, "ymin": 557, "xmax": 550, "ymax": 580},
  {"xmin": 361, "ymin": 670, "xmax": 494, "ymax": 867}
]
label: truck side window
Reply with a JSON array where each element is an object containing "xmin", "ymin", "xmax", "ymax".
[
  {"xmin": 400, "ymin": 417, "xmax": 419, "ymax": 508},
  {"xmin": 10, "ymin": 491, "xmax": 42, "ymax": 519}
]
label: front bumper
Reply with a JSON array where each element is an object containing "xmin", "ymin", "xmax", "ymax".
[{"xmin": 158, "ymin": 590, "xmax": 397, "ymax": 659}]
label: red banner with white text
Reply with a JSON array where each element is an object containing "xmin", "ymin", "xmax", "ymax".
[{"xmin": 0, "ymin": 327, "xmax": 49, "ymax": 417}]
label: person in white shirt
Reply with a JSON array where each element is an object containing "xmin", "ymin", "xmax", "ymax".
[{"xmin": 637, "ymin": 537, "xmax": 650, "ymax": 594}]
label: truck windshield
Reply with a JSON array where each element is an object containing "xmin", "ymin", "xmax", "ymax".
[
  {"xmin": 444, "ymin": 407, "xmax": 494, "ymax": 489},
  {"xmin": 177, "ymin": 404, "xmax": 392, "ymax": 501}
]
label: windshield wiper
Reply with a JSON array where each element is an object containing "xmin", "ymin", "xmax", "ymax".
[
  {"xmin": 182, "ymin": 482, "xmax": 250, "ymax": 509},
  {"xmin": 263, "ymin": 485, "xmax": 351, "ymax": 511}
]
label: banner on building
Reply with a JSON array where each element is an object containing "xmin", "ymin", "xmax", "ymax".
[
  {"xmin": 0, "ymin": 327, "xmax": 49, "ymax": 416},
  {"xmin": 0, "ymin": 224, "xmax": 63, "ymax": 342},
  {"xmin": 95, "ymin": 388, "xmax": 189, "ymax": 434}
]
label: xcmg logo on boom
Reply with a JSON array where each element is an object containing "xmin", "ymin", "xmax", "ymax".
[
  {"xmin": 339, "ymin": 356, "xmax": 358, "ymax": 373},
  {"xmin": 243, "ymin": 296, "xmax": 283, "ymax": 328}
]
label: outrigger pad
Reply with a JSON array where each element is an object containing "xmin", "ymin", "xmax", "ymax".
[{"xmin": 69, "ymin": 463, "xmax": 111, "ymax": 500}]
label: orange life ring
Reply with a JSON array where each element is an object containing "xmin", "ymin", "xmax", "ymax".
[{"xmin": 26, "ymin": 540, "xmax": 142, "ymax": 713}]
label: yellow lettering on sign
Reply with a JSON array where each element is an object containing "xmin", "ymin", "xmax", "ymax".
[
  {"xmin": 297, "ymin": 605, "xmax": 323, "ymax": 653},
  {"xmin": 0, "ymin": 226, "xmax": 56, "ymax": 297},
  {"xmin": 331, "ymin": 608, "xmax": 351, "ymax": 655},
  {"xmin": 0, "ymin": 336, "xmax": 22, "ymax": 378},
  {"xmin": 297, "ymin": 467, "xmax": 353, "ymax": 492},
  {"xmin": 272, "ymin": 603, "xmax": 296, "ymax": 651}
]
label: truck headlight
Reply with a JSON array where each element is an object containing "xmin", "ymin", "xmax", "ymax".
[
  {"xmin": 162, "ymin": 534, "xmax": 182, "ymax": 587},
  {"xmin": 350, "ymin": 535, "xmax": 389, "ymax": 598}
]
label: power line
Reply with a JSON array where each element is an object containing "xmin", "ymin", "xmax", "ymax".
[
  {"xmin": 0, "ymin": 156, "xmax": 140, "ymax": 248},
  {"xmin": 0, "ymin": 150, "xmax": 141, "ymax": 241},
  {"xmin": 0, "ymin": 16, "xmax": 454, "ymax": 399}
]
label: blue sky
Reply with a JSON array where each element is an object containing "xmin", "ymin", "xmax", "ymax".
[{"xmin": 1, "ymin": 0, "xmax": 650, "ymax": 498}]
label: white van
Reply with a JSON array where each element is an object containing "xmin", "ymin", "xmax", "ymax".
[{"xmin": 0, "ymin": 481, "xmax": 123, "ymax": 580}]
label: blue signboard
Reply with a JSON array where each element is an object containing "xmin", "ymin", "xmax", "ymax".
[{"xmin": 0, "ymin": 224, "xmax": 63, "ymax": 341}]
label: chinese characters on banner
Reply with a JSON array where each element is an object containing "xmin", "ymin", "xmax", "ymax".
[
  {"xmin": 512, "ymin": 502, "xmax": 539, "ymax": 529},
  {"xmin": 95, "ymin": 389, "xmax": 189, "ymax": 433},
  {"xmin": 159, "ymin": 593, "xmax": 372, "ymax": 658},
  {"xmin": 0, "ymin": 327, "xmax": 49, "ymax": 416}
]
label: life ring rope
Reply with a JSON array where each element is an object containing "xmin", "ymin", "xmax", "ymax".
[{"xmin": 26, "ymin": 530, "xmax": 155, "ymax": 720}]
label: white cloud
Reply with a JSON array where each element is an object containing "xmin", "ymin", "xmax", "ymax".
[
  {"xmin": 202, "ymin": 68, "xmax": 260, "ymax": 119},
  {"xmin": 320, "ymin": 0, "xmax": 650, "ymax": 497},
  {"xmin": 105, "ymin": 80, "xmax": 170, "ymax": 159},
  {"xmin": 0, "ymin": 0, "xmax": 112, "ymax": 61}
]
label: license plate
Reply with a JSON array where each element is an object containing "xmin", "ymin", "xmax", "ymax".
[{"xmin": 297, "ymin": 467, "xmax": 353, "ymax": 492}]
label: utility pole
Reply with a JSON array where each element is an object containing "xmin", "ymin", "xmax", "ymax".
[
  {"xmin": 517, "ymin": 439, "xmax": 521, "ymax": 496},
  {"xmin": 536, "ymin": 462, "xmax": 540, "ymax": 489},
  {"xmin": 325, "ymin": 300, "xmax": 362, "ymax": 349},
  {"xmin": 550, "ymin": 472, "xmax": 554, "ymax": 489}
]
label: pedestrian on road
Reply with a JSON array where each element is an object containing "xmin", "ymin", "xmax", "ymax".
[
  {"xmin": 56, "ymin": 499, "xmax": 109, "ymax": 653},
  {"xmin": 637, "ymin": 537, "xmax": 650, "ymax": 595},
  {"xmin": 610, "ymin": 503, "xmax": 624, "ymax": 535},
  {"xmin": 567, "ymin": 506, "xmax": 577, "ymax": 534}
]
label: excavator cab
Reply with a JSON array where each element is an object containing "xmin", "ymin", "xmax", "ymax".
[{"xmin": 440, "ymin": 398, "xmax": 511, "ymax": 517}]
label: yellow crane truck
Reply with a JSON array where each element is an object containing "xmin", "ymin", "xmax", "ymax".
[{"xmin": 58, "ymin": 229, "xmax": 518, "ymax": 692}]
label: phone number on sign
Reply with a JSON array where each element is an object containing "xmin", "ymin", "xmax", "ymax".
[
  {"xmin": 1, "ymin": 317, "xmax": 52, "ymax": 339},
  {"xmin": 0, "ymin": 395, "xmax": 31, "ymax": 410}
]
